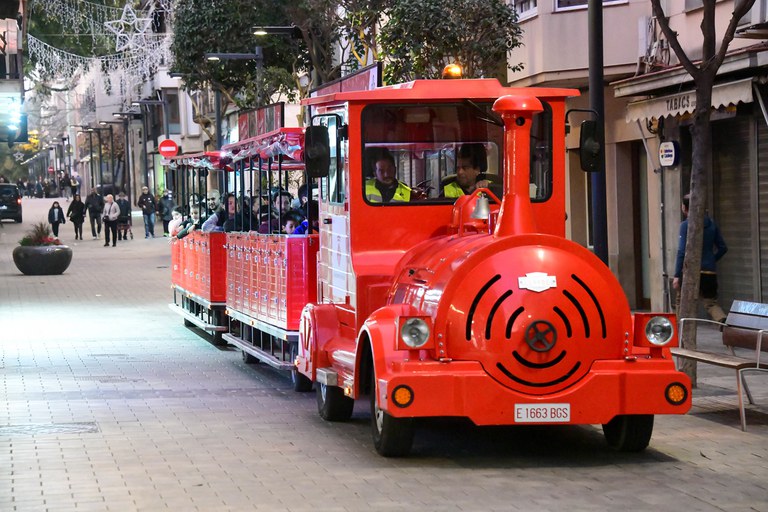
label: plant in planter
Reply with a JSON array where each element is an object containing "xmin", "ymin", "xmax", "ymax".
[{"xmin": 12, "ymin": 222, "xmax": 73, "ymax": 275}]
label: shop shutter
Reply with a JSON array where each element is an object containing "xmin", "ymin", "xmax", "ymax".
[
  {"xmin": 712, "ymin": 116, "xmax": 753, "ymax": 308},
  {"xmin": 759, "ymin": 120, "xmax": 768, "ymax": 302}
]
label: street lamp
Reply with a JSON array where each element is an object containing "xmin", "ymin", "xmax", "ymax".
[
  {"xmin": 252, "ymin": 25, "xmax": 301, "ymax": 37},
  {"xmin": 100, "ymin": 120, "xmax": 132, "ymax": 203},
  {"xmin": 203, "ymin": 49, "xmax": 264, "ymax": 149},
  {"xmin": 114, "ymin": 110, "xmax": 149, "ymax": 196},
  {"xmin": 132, "ymin": 97, "xmax": 170, "ymax": 141},
  {"xmin": 74, "ymin": 126, "xmax": 96, "ymax": 191}
]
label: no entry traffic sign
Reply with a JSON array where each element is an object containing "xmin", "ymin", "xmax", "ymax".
[{"xmin": 158, "ymin": 139, "xmax": 179, "ymax": 158}]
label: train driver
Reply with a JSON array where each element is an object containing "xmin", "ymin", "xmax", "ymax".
[
  {"xmin": 365, "ymin": 148, "xmax": 411, "ymax": 203},
  {"xmin": 442, "ymin": 143, "xmax": 493, "ymax": 198}
]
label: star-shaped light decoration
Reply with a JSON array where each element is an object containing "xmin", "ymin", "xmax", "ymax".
[
  {"xmin": 13, "ymin": 152, "xmax": 24, "ymax": 162},
  {"xmin": 104, "ymin": 4, "xmax": 152, "ymax": 52}
]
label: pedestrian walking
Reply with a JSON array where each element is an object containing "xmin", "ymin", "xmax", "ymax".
[
  {"xmin": 116, "ymin": 191, "xmax": 131, "ymax": 240},
  {"xmin": 47, "ymin": 201, "xmax": 66, "ymax": 238},
  {"xmin": 66, "ymin": 193, "xmax": 86, "ymax": 240},
  {"xmin": 158, "ymin": 189, "xmax": 176, "ymax": 237},
  {"xmin": 673, "ymin": 194, "xmax": 728, "ymax": 322},
  {"xmin": 84, "ymin": 189, "xmax": 105, "ymax": 239},
  {"xmin": 69, "ymin": 175, "xmax": 79, "ymax": 197},
  {"xmin": 102, "ymin": 194, "xmax": 120, "ymax": 247},
  {"xmin": 137, "ymin": 186, "xmax": 157, "ymax": 238}
]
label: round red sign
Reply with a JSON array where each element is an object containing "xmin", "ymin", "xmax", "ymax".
[{"xmin": 158, "ymin": 139, "xmax": 179, "ymax": 158}]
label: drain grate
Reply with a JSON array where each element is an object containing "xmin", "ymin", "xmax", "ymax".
[{"xmin": 0, "ymin": 422, "xmax": 100, "ymax": 435}]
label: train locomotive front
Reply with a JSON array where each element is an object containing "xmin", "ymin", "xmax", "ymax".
[
  {"xmin": 360, "ymin": 94, "xmax": 691, "ymax": 456},
  {"xmin": 376, "ymin": 232, "xmax": 691, "ymax": 439}
]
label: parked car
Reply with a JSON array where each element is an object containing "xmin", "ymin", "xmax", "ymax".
[{"xmin": 0, "ymin": 183, "xmax": 23, "ymax": 223}]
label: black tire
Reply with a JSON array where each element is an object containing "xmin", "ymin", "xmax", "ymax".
[
  {"xmin": 290, "ymin": 344, "xmax": 313, "ymax": 392},
  {"xmin": 370, "ymin": 371, "xmax": 414, "ymax": 457},
  {"xmin": 241, "ymin": 350, "xmax": 258, "ymax": 364},
  {"xmin": 212, "ymin": 330, "xmax": 224, "ymax": 346},
  {"xmin": 15, "ymin": 215, "xmax": 22, "ymax": 223},
  {"xmin": 316, "ymin": 382, "xmax": 354, "ymax": 421},
  {"xmin": 602, "ymin": 414, "xmax": 654, "ymax": 452}
]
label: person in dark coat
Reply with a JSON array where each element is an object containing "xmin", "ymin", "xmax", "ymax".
[
  {"xmin": 158, "ymin": 189, "xmax": 176, "ymax": 237},
  {"xmin": 137, "ymin": 186, "xmax": 157, "ymax": 238},
  {"xmin": 66, "ymin": 193, "xmax": 86, "ymax": 240},
  {"xmin": 84, "ymin": 189, "xmax": 105, "ymax": 239},
  {"xmin": 116, "ymin": 191, "xmax": 131, "ymax": 240},
  {"xmin": 47, "ymin": 201, "xmax": 66, "ymax": 238}
]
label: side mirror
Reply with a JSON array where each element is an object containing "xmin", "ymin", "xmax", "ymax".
[
  {"xmin": 304, "ymin": 126, "xmax": 330, "ymax": 178},
  {"xmin": 579, "ymin": 120, "xmax": 602, "ymax": 173}
]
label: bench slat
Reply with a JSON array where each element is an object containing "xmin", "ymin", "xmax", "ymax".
[
  {"xmin": 670, "ymin": 347, "xmax": 759, "ymax": 370},
  {"xmin": 731, "ymin": 300, "xmax": 768, "ymax": 317},
  {"xmin": 723, "ymin": 311, "xmax": 768, "ymax": 331}
]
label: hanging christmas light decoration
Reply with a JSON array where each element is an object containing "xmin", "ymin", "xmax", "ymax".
[{"xmin": 104, "ymin": 3, "xmax": 153, "ymax": 53}]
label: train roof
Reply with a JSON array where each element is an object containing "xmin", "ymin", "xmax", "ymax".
[
  {"xmin": 222, "ymin": 127, "xmax": 304, "ymax": 171},
  {"xmin": 302, "ymin": 78, "xmax": 579, "ymax": 106}
]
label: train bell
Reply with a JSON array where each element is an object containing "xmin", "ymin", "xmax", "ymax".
[{"xmin": 470, "ymin": 193, "xmax": 490, "ymax": 220}]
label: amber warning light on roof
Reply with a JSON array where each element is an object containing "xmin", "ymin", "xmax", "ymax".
[{"xmin": 442, "ymin": 63, "xmax": 463, "ymax": 79}]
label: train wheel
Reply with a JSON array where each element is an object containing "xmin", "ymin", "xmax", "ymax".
[
  {"xmin": 370, "ymin": 372, "xmax": 414, "ymax": 457},
  {"xmin": 241, "ymin": 350, "xmax": 258, "ymax": 364},
  {"xmin": 602, "ymin": 414, "xmax": 654, "ymax": 452},
  {"xmin": 316, "ymin": 382, "xmax": 354, "ymax": 421},
  {"xmin": 290, "ymin": 345, "xmax": 312, "ymax": 392}
]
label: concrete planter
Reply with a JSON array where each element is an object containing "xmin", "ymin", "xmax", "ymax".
[{"xmin": 12, "ymin": 245, "xmax": 73, "ymax": 275}]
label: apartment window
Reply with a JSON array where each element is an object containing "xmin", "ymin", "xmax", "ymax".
[
  {"xmin": 556, "ymin": 0, "xmax": 626, "ymax": 11},
  {"xmin": 162, "ymin": 89, "xmax": 182, "ymax": 134},
  {"xmin": 513, "ymin": 0, "xmax": 537, "ymax": 19}
]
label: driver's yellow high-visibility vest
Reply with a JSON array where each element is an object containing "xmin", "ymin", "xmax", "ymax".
[{"xmin": 365, "ymin": 179, "xmax": 411, "ymax": 203}]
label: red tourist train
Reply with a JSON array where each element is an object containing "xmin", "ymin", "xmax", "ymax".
[{"xmin": 169, "ymin": 69, "xmax": 691, "ymax": 456}]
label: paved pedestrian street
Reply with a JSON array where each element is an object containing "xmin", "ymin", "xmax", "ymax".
[{"xmin": 1, "ymin": 199, "xmax": 766, "ymax": 511}]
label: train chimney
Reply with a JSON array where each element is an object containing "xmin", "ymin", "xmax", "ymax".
[{"xmin": 491, "ymin": 95, "xmax": 543, "ymax": 237}]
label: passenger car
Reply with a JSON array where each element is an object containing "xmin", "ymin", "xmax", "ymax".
[{"xmin": 0, "ymin": 184, "xmax": 23, "ymax": 223}]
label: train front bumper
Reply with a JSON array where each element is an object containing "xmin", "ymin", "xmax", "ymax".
[{"xmin": 377, "ymin": 358, "xmax": 691, "ymax": 425}]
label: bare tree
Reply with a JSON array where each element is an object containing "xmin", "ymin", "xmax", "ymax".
[{"xmin": 651, "ymin": 0, "xmax": 755, "ymax": 385}]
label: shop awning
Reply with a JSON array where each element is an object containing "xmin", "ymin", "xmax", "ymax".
[{"xmin": 625, "ymin": 78, "xmax": 754, "ymax": 122}]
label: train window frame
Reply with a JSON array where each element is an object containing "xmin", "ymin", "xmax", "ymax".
[
  {"xmin": 311, "ymin": 113, "xmax": 345, "ymax": 205},
  {"xmin": 530, "ymin": 102, "xmax": 553, "ymax": 203},
  {"xmin": 360, "ymin": 101, "xmax": 554, "ymax": 206},
  {"xmin": 360, "ymin": 102, "xmax": 505, "ymax": 207}
]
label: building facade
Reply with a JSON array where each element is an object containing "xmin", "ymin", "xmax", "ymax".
[{"xmin": 509, "ymin": 0, "xmax": 768, "ymax": 310}]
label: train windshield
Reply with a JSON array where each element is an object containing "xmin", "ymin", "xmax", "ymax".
[{"xmin": 360, "ymin": 101, "xmax": 553, "ymax": 205}]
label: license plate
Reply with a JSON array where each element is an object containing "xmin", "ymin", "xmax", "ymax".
[
  {"xmin": 0, "ymin": 205, "xmax": 7, "ymax": 210},
  {"xmin": 514, "ymin": 403, "xmax": 571, "ymax": 423}
]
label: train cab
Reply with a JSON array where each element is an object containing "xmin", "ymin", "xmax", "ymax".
[{"xmin": 297, "ymin": 78, "xmax": 691, "ymax": 456}]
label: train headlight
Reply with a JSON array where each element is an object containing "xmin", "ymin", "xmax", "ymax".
[
  {"xmin": 645, "ymin": 316, "xmax": 674, "ymax": 346},
  {"xmin": 399, "ymin": 317, "xmax": 431, "ymax": 349}
]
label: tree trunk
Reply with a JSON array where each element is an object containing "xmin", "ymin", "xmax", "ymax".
[{"xmin": 678, "ymin": 74, "xmax": 714, "ymax": 386}]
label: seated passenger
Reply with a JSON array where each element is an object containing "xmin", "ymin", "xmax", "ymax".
[
  {"xmin": 442, "ymin": 143, "xmax": 494, "ymax": 197},
  {"xmin": 168, "ymin": 207, "xmax": 184, "ymax": 237},
  {"xmin": 293, "ymin": 200, "xmax": 319, "ymax": 235},
  {"xmin": 204, "ymin": 190, "xmax": 220, "ymax": 219},
  {"xmin": 365, "ymin": 148, "xmax": 411, "ymax": 203},
  {"xmin": 176, "ymin": 206, "xmax": 202, "ymax": 239},
  {"xmin": 282, "ymin": 211, "xmax": 304, "ymax": 234},
  {"xmin": 202, "ymin": 193, "xmax": 238, "ymax": 232},
  {"xmin": 259, "ymin": 190, "xmax": 296, "ymax": 233}
]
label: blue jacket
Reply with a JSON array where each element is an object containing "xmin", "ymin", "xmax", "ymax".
[{"xmin": 674, "ymin": 215, "xmax": 727, "ymax": 278}]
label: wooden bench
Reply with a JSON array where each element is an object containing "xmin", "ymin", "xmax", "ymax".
[{"xmin": 671, "ymin": 300, "xmax": 768, "ymax": 431}]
